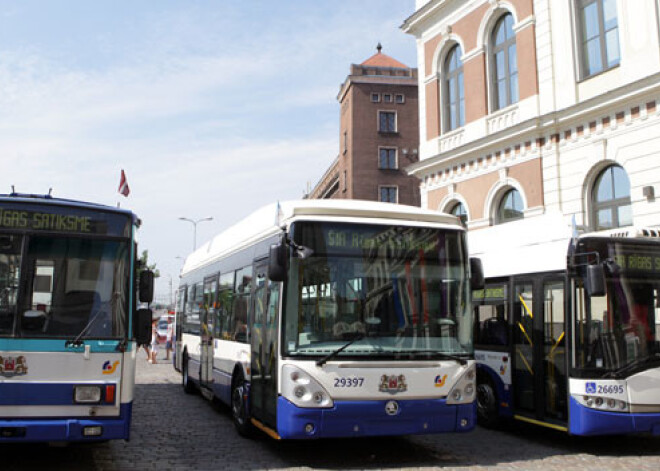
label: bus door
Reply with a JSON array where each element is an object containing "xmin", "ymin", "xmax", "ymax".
[
  {"xmin": 249, "ymin": 259, "xmax": 280, "ymax": 428},
  {"xmin": 512, "ymin": 276, "xmax": 567, "ymax": 425},
  {"xmin": 200, "ymin": 276, "xmax": 218, "ymax": 389},
  {"xmin": 175, "ymin": 287, "xmax": 186, "ymax": 371}
]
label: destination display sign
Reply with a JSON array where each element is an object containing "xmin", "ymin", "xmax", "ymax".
[
  {"xmin": 612, "ymin": 253, "xmax": 660, "ymax": 273},
  {"xmin": 0, "ymin": 203, "xmax": 131, "ymax": 237},
  {"xmin": 294, "ymin": 221, "xmax": 461, "ymax": 258},
  {"xmin": 325, "ymin": 228, "xmax": 438, "ymax": 253},
  {"xmin": 473, "ymin": 285, "xmax": 507, "ymax": 301}
]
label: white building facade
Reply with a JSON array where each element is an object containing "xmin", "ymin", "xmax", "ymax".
[{"xmin": 402, "ymin": 0, "xmax": 660, "ymax": 233}]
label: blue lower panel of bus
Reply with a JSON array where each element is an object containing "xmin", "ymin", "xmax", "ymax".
[
  {"xmin": 276, "ymin": 397, "xmax": 475, "ymax": 439},
  {"xmin": 569, "ymin": 397, "xmax": 660, "ymax": 436},
  {"xmin": 0, "ymin": 403, "xmax": 132, "ymax": 442}
]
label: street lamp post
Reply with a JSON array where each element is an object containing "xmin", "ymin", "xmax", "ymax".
[{"xmin": 178, "ymin": 217, "xmax": 213, "ymax": 251}]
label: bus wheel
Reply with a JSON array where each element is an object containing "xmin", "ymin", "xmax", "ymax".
[
  {"xmin": 182, "ymin": 352, "xmax": 196, "ymax": 394},
  {"xmin": 231, "ymin": 373, "xmax": 252, "ymax": 437},
  {"xmin": 476, "ymin": 378, "xmax": 500, "ymax": 428}
]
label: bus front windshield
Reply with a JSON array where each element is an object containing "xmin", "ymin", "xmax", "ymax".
[
  {"xmin": 573, "ymin": 241, "xmax": 660, "ymax": 377},
  {"xmin": 0, "ymin": 233, "xmax": 130, "ymax": 339},
  {"xmin": 283, "ymin": 222, "xmax": 473, "ymax": 359}
]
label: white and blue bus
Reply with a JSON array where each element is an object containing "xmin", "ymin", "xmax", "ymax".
[
  {"xmin": 0, "ymin": 192, "xmax": 153, "ymax": 443},
  {"xmin": 470, "ymin": 213, "xmax": 660, "ymax": 435},
  {"xmin": 175, "ymin": 200, "xmax": 483, "ymax": 439}
]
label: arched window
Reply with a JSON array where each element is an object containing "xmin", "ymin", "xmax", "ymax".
[
  {"xmin": 592, "ymin": 165, "xmax": 631, "ymax": 230},
  {"xmin": 449, "ymin": 201, "xmax": 468, "ymax": 225},
  {"xmin": 496, "ymin": 188, "xmax": 524, "ymax": 224},
  {"xmin": 492, "ymin": 13, "xmax": 518, "ymax": 110},
  {"xmin": 444, "ymin": 45, "xmax": 465, "ymax": 131}
]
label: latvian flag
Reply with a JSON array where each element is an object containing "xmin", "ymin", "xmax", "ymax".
[{"xmin": 118, "ymin": 169, "xmax": 130, "ymax": 197}]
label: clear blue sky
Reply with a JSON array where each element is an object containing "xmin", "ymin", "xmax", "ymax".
[{"xmin": 0, "ymin": 0, "xmax": 418, "ymax": 302}]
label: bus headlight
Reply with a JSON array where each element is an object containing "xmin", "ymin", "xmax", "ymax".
[
  {"xmin": 282, "ymin": 365, "xmax": 333, "ymax": 409},
  {"xmin": 446, "ymin": 364, "xmax": 476, "ymax": 405},
  {"xmin": 74, "ymin": 386, "xmax": 102, "ymax": 404}
]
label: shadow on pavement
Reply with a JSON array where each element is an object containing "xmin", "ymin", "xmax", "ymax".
[{"xmin": 2, "ymin": 380, "xmax": 660, "ymax": 470}]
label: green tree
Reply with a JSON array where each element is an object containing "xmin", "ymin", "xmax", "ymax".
[{"xmin": 137, "ymin": 250, "xmax": 160, "ymax": 278}]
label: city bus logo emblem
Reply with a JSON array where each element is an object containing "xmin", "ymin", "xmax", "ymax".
[
  {"xmin": 434, "ymin": 374, "xmax": 448, "ymax": 387},
  {"xmin": 379, "ymin": 374, "xmax": 407, "ymax": 394},
  {"xmin": 385, "ymin": 400, "xmax": 399, "ymax": 416},
  {"xmin": 0, "ymin": 356, "xmax": 28, "ymax": 377},
  {"xmin": 103, "ymin": 360, "xmax": 120, "ymax": 375}
]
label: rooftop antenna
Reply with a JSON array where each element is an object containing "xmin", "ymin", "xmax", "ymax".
[{"xmin": 11, "ymin": 185, "xmax": 15, "ymax": 194}]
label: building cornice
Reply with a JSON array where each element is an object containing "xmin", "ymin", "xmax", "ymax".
[
  {"xmin": 407, "ymin": 70, "xmax": 660, "ymax": 177},
  {"xmin": 337, "ymin": 72, "xmax": 418, "ymax": 102}
]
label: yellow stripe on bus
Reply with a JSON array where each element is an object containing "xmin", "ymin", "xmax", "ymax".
[{"xmin": 514, "ymin": 414, "xmax": 568, "ymax": 432}]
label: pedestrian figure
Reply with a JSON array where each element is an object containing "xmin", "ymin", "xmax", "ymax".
[
  {"xmin": 165, "ymin": 317, "xmax": 173, "ymax": 361},
  {"xmin": 141, "ymin": 344, "xmax": 151, "ymax": 363},
  {"xmin": 150, "ymin": 319, "xmax": 159, "ymax": 364}
]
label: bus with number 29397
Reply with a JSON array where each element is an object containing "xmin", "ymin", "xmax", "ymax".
[
  {"xmin": 0, "ymin": 192, "xmax": 153, "ymax": 443},
  {"xmin": 174, "ymin": 200, "xmax": 484, "ymax": 439},
  {"xmin": 470, "ymin": 213, "xmax": 660, "ymax": 436}
]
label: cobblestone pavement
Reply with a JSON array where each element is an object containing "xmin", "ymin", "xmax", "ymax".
[{"xmin": 1, "ymin": 351, "xmax": 660, "ymax": 470}]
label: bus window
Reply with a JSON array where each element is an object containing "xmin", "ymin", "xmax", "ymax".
[
  {"xmin": 473, "ymin": 284, "xmax": 508, "ymax": 347},
  {"xmin": 230, "ymin": 266, "xmax": 250, "ymax": 343},
  {"xmin": 203, "ymin": 277, "xmax": 218, "ymax": 339},
  {"xmin": 184, "ymin": 283, "xmax": 202, "ymax": 335},
  {"xmin": 216, "ymin": 272, "xmax": 234, "ymax": 338},
  {"xmin": 0, "ymin": 234, "xmax": 22, "ymax": 335}
]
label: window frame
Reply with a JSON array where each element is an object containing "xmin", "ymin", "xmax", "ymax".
[
  {"xmin": 378, "ymin": 147, "xmax": 398, "ymax": 170},
  {"xmin": 449, "ymin": 201, "xmax": 468, "ymax": 226},
  {"xmin": 379, "ymin": 185, "xmax": 399, "ymax": 204},
  {"xmin": 370, "ymin": 93, "xmax": 381, "ymax": 103},
  {"xmin": 491, "ymin": 13, "xmax": 519, "ymax": 111},
  {"xmin": 576, "ymin": 0, "xmax": 621, "ymax": 80},
  {"xmin": 495, "ymin": 188, "xmax": 524, "ymax": 224},
  {"xmin": 443, "ymin": 44, "xmax": 465, "ymax": 132},
  {"xmin": 378, "ymin": 110, "xmax": 397, "ymax": 133},
  {"xmin": 590, "ymin": 164, "xmax": 632, "ymax": 231}
]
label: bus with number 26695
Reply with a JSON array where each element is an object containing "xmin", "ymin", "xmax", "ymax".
[
  {"xmin": 471, "ymin": 213, "xmax": 660, "ymax": 436},
  {"xmin": 174, "ymin": 200, "xmax": 484, "ymax": 439}
]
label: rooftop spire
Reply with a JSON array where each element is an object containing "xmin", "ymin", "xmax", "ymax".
[{"xmin": 376, "ymin": 42, "xmax": 382, "ymax": 54}]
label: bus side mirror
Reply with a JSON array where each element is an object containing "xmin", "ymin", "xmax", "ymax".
[
  {"xmin": 268, "ymin": 242, "xmax": 287, "ymax": 282},
  {"xmin": 587, "ymin": 264, "xmax": 606, "ymax": 297},
  {"xmin": 470, "ymin": 258, "xmax": 485, "ymax": 291},
  {"xmin": 134, "ymin": 308, "xmax": 152, "ymax": 345},
  {"xmin": 139, "ymin": 270, "xmax": 154, "ymax": 303}
]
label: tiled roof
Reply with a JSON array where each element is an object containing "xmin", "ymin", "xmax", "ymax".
[{"xmin": 361, "ymin": 44, "xmax": 408, "ymax": 69}]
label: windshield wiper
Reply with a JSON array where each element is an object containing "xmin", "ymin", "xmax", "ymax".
[
  {"xmin": 65, "ymin": 309, "xmax": 105, "ymax": 348},
  {"xmin": 390, "ymin": 349, "xmax": 469, "ymax": 365},
  {"xmin": 316, "ymin": 333, "xmax": 365, "ymax": 367},
  {"xmin": 603, "ymin": 353, "xmax": 660, "ymax": 379}
]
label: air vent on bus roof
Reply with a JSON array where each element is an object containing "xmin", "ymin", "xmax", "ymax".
[{"xmin": 606, "ymin": 227, "xmax": 660, "ymax": 239}]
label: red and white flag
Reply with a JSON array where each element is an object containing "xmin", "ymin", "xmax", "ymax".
[{"xmin": 118, "ymin": 169, "xmax": 130, "ymax": 197}]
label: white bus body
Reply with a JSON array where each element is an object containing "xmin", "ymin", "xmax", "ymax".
[
  {"xmin": 470, "ymin": 213, "xmax": 660, "ymax": 435},
  {"xmin": 175, "ymin": 200, "xmax": 479, "ymax": 439}
]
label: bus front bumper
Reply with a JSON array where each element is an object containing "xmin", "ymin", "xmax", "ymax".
[
  {"xmin": 276, "ymin": 397, "xmax": 475, "ymax": 439},
  {"xmin": 0, "ymin": 403, "xmax": 132, "ymax": 443},
  {"xmin": 569, "ymin": 397, "xmax": 660, "ymax": 436}
]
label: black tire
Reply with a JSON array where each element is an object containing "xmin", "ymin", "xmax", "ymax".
[
  {"xmin": 231, "ymin": 372, "xmax": 253, "ymax": 437},
  {"xmin": 476, "ymin": 377, "xmax": 501, "ymax": 428},
  {"xmin": 182, "ymin": 352, "xmax": 196, "ymax": 394}
]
